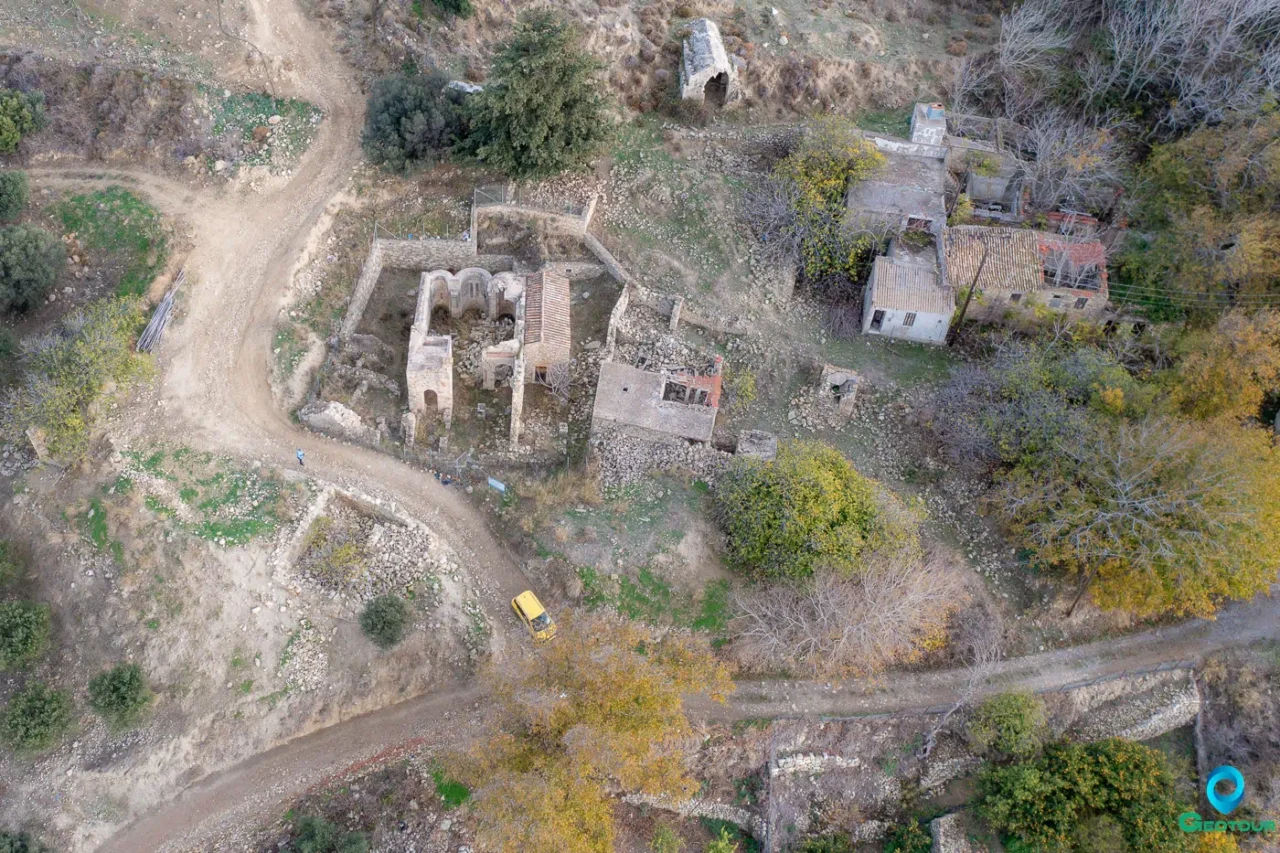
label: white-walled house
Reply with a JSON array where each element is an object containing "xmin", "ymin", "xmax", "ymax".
[{"xmin": 862, "ymin": 255, "xmax": 954, "ymax": 345}]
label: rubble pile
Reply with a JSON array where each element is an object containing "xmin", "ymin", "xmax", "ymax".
[
  {"xmin": 593, "ymin": 426, "xmax": 732, "ymax": 488},
  {"xmin": 293, "ymin": 499, "xmax": 449, "ymax": 601}
]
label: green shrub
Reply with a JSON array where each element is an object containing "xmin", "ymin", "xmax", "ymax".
[
  {"xmin": 0, "ymin": 681, "xmax": 73, "ymax": 752},
  {"xmin": 0, "ymin": 829, "xmax": 51, "ymax": 853},
  {"xmin": 291, "ymin": 815, "xmax": 368, "ymax": 853},
  {"xmin": 361, "ymin": 71, "xmax": 464, "ymax": 172},
  {"xmin": 0, "ymin": 224, "xmax": 63, "ymax": 313},
  {"xmin": 432, "ymin": 0, "xmax": 473, "ymax": 15},
  {"xmin": 4, "ymin": 296, "xmax": 151, "ymax": 460},
  {"xmin": 0, "ymin": 601, "xmax": 51, "ymax": 669},
  {"xmin": 977, "ymin": 739, "xmax": 1187, "ymax": 852},
  {"xmin": 704, "ymin": 828, "xmax": 738, "ymax": 853},
  {"xmin": 88, "ymin": 663, "xmax": 153, "ymax": 729},
  {"xmin": 967, "ymin": 692, "xmax": 1047, "ymax": 758},
  {"xmin": 359, "ymin": 594, "xmax": 409, "ymax": 649},
  {"xmin": 462, "ymin": 11, "xmax": 614, "ymax": 178},
  {"xmin": 882, "ymin": 821, "xmax": 931, "ymax": 853},
  {"xmin": 714, "ymin": 440, "xmax": 915, "ymax": 580},
  {"xmin": 799, "ymin": 834, "xmax": 856, "ymax": 853},
  {"xmin": 0, "ymin": 89, "xmax": 46, "ymax": 154},
  {"xmin": 651, "ymin": 823, "xmax": 685, "ymax": 853},
  {"xmin": 0, "ymin": 540, "xmax": 19, "ymax": 587},
  {"xmin": 0, "ymin": 172, "xmax": 28, "ymax": 222}
]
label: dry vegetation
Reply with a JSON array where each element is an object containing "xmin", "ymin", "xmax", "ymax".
[{"xmin": 310, "ymin": 0, "xmax": 991, "ymax": 119}]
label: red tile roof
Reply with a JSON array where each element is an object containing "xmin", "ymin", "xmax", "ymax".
[{"xmin": 524, "ymin": 270, "xmax": 571, "ymax": 351}]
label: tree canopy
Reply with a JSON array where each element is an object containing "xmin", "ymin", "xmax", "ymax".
[
  {"xmin": 0, "ymin": 172, "xmax": 28, "ymax": 222},
  {"xmin": 1116, "ymin": 109, "xmax": 1280, "ymax": 319},
  {"xmin": 998, "ymin": 417, "xmax": 1279, "ymax": 618},
  {"xmin": 0, "ymin": 89, "xmax": 45, "ymax": 155},
  {"xmin": 461, "ymin": 11, "xmax": 613, "ymax": 179},
  {"xmin": 0, "ymin": 224, "xmax": 63, "ymax": 314},
  {"xmin": 933, "ymin": 326, "xmax": 1280, "ymax": 618},
  {"xmin": 361, "ymin": 71, "xmax": 463, "ymax": 172},
  {"xmin": 456, "ymin": 615, "xmax": 733, "ymax": 852},
  {"xmin": 715, "ymin": 440, "xmax": 917, "ymax": 580},
  {"xmin": 977, "ymin": 739, "xmax": 1189, "ymax": 853}
]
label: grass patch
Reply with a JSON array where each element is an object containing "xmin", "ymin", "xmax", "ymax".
[
  {"xmin": 126, "ymin": 446, "xmax": 298, "ymax": 546},
  {"xmin": 855, "ymin": 106, "xmax": 914, "ymax": 139},
  {"xmin": 579, "ymin": 567, "xmax": 733, "ymax": 640},
  {"xmin": 80, "ymin": 499, "xmax": 110, "ymax": 550},
  {"xmin": 431, "ymin": 766, "xmax": 471, "ymax": 808},
  {"xmin": 206, "ymin": 89, "xmax": 322, "ymax": 170},
  {"xmin": 273, "ymin": 324, "xmax": 309, "ymax": 379},
  {"xmin": 54, "ymin": 187, "xmax": 169, "ymax": 297}
]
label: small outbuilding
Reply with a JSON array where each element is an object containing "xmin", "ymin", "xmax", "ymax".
[
  {"xmin": 862, "ymin": 255, "xmax": 954, "ymax": 345},
  {"xmin": 679, "ymin": 19, "xmax": 739, "ymax": 107}
]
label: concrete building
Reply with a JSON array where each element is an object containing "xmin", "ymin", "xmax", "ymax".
[
  {"xmin": 862, "ymin": 255, "xmax": 954, "ymax": 344},
  {"xmin": 679, "ymin": 19, "xmax": 739, "ymax": 106},
  {"xmin": 945, "ymin": 226, "xmax": 1109, "ymax": 320},
  {"xmin": 910, "ymin": 102, "xmax": 947, "ymax": 146},
  {"xmin": 846, "ymin": 146, "xmax": 948, "ymax": 236},
  {"xmin": 591, "ymin": 357, "xmax": 723, "ymax": 443}
]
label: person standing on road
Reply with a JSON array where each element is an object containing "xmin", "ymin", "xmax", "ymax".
[{"xmin": 296, "ymin": 448, "xmax": 305, "ymax": 467}]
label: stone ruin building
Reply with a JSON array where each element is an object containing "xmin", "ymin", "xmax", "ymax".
[
  {"xmin": 679, "ymin": 19, "xmax": 740, "ymax": 107},
  {"xmin": 306, "ymin": 186, "xmax": 592, "ymax": 457},
  {"xmin": 406, "ymin": 266, "xmax": 571, "ymax": 449},
  {"xmin": 592, "ymin": 283, "xmax": 724, "ymax": 444}
]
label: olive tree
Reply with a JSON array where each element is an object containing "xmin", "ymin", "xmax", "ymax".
[{"xmin": 0, "ymin": 224, "xmax": 63, "ymax": 314}]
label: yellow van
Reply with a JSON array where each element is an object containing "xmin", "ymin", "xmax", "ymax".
[{"xmin": 511, "ymin": 590, "xmax": 557, "ymax": 642}]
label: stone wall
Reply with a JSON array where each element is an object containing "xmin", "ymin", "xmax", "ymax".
[
  {"xmin": 583, "ymin": 233, "xmax": 632, "ymax": 284},
  {"xmin": 603, "ymin": 281, "xmax": 633, "ymax": 358},
  {"xmin": 340, "ymin": 236, "xmax": 479, "ymax": 339}
]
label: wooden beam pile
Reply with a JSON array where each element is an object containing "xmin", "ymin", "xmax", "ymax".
[{"xmin": 136, "ymin": 268, "xmax": 185, "ymax": 353}]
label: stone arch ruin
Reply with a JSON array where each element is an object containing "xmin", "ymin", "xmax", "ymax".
[
  {"xmin": 679, "ymin": 19, "xmax": 739, "ymax": 107},
  {"xmin": 406, "ymin": 266, "xmax": 570, "ymax": 450}
]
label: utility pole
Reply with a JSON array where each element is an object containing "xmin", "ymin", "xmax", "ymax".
[{"xmin": 947, "ymin": 244, "xmax": 989, "ymax": 347}]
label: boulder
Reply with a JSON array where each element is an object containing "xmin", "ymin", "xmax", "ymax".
[{"xmin": 298, "ymin": 401, "xmax": 374, "ymax": 442}]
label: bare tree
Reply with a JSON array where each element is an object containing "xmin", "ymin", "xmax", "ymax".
[
  {"xmin": 1021, "ymin": 110, "xmax": 1128, "ymax": 212},
  {"xmin": 918, "ymin": 604, "xmax": 1005, "ymax": 759},
  {"xmin": 729, "ymin": 549, "xmax": 969, "ymax": 678},
  {"xmin": 741, "ymin": 175, "xmax": 804, "ymax": 268},
  {"xmin": 536, "ymin": 361, "xmax": 573, "ymax": 404},
  {"xmin": 996, "ymin": 2, "xmax": 1073, "ymax": 78}
]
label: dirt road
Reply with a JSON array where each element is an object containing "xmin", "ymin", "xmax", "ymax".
[{"xmin": 99, "ymin": 583, "xmax": 1277, "ymax": 851}]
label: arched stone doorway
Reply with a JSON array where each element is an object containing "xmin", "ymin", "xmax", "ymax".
[{"xmin": 704, "ymin": 72, "xmax": 729, "ymax": 107}]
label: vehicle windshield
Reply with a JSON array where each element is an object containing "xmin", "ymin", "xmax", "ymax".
[{"xmin": 531, "ymin": 613, "xmax": 552, "ymax": 631}]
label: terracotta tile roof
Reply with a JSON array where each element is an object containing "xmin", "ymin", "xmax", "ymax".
[
  {"xmin": 523, "ymin": 270, "xmax": 571, "ymax": 351},
  {"xmin": 1037, "ymin": 234, "xmax": 1109, "ymax": 294},
  {"xmin": 945, "ymin": 226, "xmax": 1042, "ymax": 293},
  {"xmin": 870, "ymin": 257, "xmax": 954, "ymax": 315}
]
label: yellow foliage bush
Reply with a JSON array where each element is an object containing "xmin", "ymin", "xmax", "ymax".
[{"xmin": 457, "ymin": 615, "xmax": 733, "ymax": 851}]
